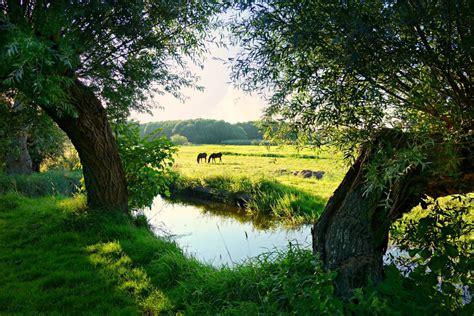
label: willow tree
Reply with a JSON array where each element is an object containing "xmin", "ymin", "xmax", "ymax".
[
  {"xmin": 231, "ymin": 0, "xmax": 473, "ymax": 297},
  {"xmin": 0, "ymin": 1, "xmax": 221, "ymax": 211}
]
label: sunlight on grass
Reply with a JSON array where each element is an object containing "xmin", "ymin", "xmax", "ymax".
[
  {"xmin": 86, "ymin": 241, "xmax": 173, "ymax": 314},
  {"xmin": 173, "ymin": 145, "xmax": 346, "ymax": 203},
  {"xmin": 57, "ymin": 194, "xmax": 86, "ymax": 212}
]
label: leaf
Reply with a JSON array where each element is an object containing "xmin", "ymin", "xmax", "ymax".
[
  {"xmin": 428, "ymin": 256, "xmax": 445, "ymax": 274},
  {"xmin": 445, "ymin": 244, "xmax": 458, "ymax": 258}
]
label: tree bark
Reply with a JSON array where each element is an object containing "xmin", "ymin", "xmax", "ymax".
[
  {"xmin": 42, "ymin": 80, "xmax": 128, "ymax": 212},
  {"xmin": 5, "ymin": 132, "xmax": 32, "ymax": 175},
  {"xmin": 312, "ymin": 129, "xmax": 473, "ymax": 299}
]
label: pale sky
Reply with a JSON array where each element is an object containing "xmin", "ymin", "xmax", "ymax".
[{"xmin": 130, "ymin": 39, "xmax": 267, "ymax": 124}]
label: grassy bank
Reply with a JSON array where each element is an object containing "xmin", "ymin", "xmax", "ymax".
[
  {"xmin": 171, "ymin": 174, "xmax": 327, "ymax": 227},
  {"xmin": 171, "ymin": 145, "xmax": 346, "ymax": 225},
  {"xmin": 1, "ymin": 193, "xmax": 469, "ymax": 314},
  {"xmin": 0, "ymin": 193, "xmax": 344, "ymax": 314}
]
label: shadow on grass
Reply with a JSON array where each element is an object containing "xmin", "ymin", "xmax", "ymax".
[{"xmin": 0, "ymin": 193, "xmax": 168, "ymax": 314}]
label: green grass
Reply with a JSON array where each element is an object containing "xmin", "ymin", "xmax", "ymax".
[
  {"xmin": 1, "ymin": 193, "xmax": 469, "ymax": 314},
  {"xmin": 0, "ymin": 193, "xmax": 345, "ymax": 315},
  {"xmin": 0, "ymin": 170, "xmax": 82, "ymax": 197},
  {"xmin": 171, "ymin": 145, "xmax": 346, "ymax": 225}
]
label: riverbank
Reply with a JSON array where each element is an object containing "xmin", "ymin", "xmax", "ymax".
[
  {"xmin": 0, "ymin": 193, "xmax": 344, "ymax": 314},
  {"xmin": 169, "ymin": 145, "xmax": 346, "ymax": 226},
  {"xmin": 1, "ymin": 193, "xmax": 469, "ymax": 314},
  {"xmin": 170, "ymin": 174, "xmax": 326, "ymax": 227}
]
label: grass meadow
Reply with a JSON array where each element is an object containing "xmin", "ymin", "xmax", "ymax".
[
  {"xmin": 0, "ymin": 193, "xmax": 345, "ymax": 315},
  {"xmin": 170, "ymin": 145, "xmax": 347, "ymax": 226}
]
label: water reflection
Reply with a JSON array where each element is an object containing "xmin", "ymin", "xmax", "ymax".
[{"xmin": 143, "ymin": 195, "xmax": 312, "ymax": 266}]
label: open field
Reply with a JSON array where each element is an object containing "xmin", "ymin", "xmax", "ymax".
[
  {"xmin": 174, "ymin": 145, "xmax": 346, "ymax": 201},
  {"xmin": 170, "ymin": 145, "xmax": 347, "ymax": 225}
]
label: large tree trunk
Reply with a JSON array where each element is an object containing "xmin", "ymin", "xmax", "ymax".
[
  {"xmin": 42, "ymin": 80, "xmax": 128, "ymax": 212},
  {"xmin": 312, "ymin": 129, "xmax": 473, "ymax": 298},
  {"xmin": 5, "ymin": 132, "xmax": 32, "ymax": 175}
]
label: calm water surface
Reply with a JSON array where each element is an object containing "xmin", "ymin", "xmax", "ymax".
[
  {"xmin": 143, "ymin": 195, "xmax": 471, "ymax": 303},
  {"xmin": 143, "ymin": 195, "xmax": 312, "ymax": 266}
]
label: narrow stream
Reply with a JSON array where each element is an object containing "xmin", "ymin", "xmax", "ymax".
[
  {"xmin": 143, "ymin": 195, "xmax": 471, "ymax": 304},
  {"xmin": 143, "ymin": 195, "xmax": 312, "ymax": 266}
]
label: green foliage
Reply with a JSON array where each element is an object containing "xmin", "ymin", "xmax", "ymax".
[
  {"xmin": 1, "ymin": 1, "xmax": 223, "ymax": 120},
  {"xmin": 230, "ymin": 0, "xmax": 472, "ymax": 187},
  {"xmin": 40, "ymin": 144, "xmax": 81, "ymax": 172},
  {"xmin": 174, "ymin": 245, "xmax": 344, "ymax": 314},
  {"xmin": 141, "ymin": 119, "xmax": 263, "ymax": 144},
  {"xmin": 390, "ymin": 195, "xmax": 473, "ymax": 311},
  {"xmin": 170, "ymin": 134, "xmax": 189, "ymax": 145},
  {"xmin": 0, "ymin": 170, "xmax": 81, "ymax": 197},
  {"xmin": 221, "ymin": 139, "xmax": 260, "ymax": 145},
  {"xmin": 114, "ymin": 122, "xmax": 176, "ymax": 209},
  {"xmin": 0, "ymin": 99, "xmax": 66, "ymax": 172}
]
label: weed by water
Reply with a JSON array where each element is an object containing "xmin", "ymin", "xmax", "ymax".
[{"xmin": 173, "ymin": 174, "xmax": 327, "ymax": 227}]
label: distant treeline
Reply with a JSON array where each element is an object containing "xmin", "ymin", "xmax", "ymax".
[{"xmin": 140, "ymin": 119, "xmax": 263, "ymax": 144}]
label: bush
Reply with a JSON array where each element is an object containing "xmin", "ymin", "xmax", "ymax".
[
  {"xmin": 389, "ymin": 194, "xmax": 473, "ymax": 312},
  {"xmin": 40, "ymin": 143, "xmax": 81, "ymax": 172},
  {"xmin": 114, "ymin": 122, "xmax": 176, "ymax": 209},
  {"xmin": 220, "ymin": 139, "xmax": 253, "ymax": 145}
]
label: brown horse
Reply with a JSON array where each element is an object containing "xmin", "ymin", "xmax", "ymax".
[
  {"xmin": 208, "ymin": 152, "xmax": 222, "ymax": 163},
  {"xmin": 196, "ymin": 153, "xmax": 207, "ymax": 164}
]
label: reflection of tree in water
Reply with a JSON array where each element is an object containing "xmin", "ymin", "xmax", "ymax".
[{"xmin": 165, "ymin": 195, "xmax": 300, "ymax": 231}]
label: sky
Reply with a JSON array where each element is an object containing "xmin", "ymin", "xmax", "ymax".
[{"xmin": 130, "ymin": 39, "xmax": 268, "ymax": 124}]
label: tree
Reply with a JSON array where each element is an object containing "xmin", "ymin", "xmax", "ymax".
[
  {"xmin": 141, "ymin": 119, "xmax": 261, "ymax": 144},
  {"xmin": 170, "ymin": 134, "xmax": 189, "ymax": 145},
  {"xmin": 1, "ymin": 1, "xmax": 221, "ymax": 211},
  {"xmin": 0, "ymin": 96, "xmax": 32, "ymax": 175},
  {"xmin": 230, "ymin": 0, "xmax": 473, "ymax": 297},
  {"xmin": 0, "ymin": 98, "xmax": 66, "ymax": 174}
]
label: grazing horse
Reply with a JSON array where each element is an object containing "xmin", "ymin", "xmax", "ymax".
[
  {"xmin": 208, "ymin": 152, "xmax": 222, "ymax": 163},
  {"xmin": 196, "ymin": 153, "xmax": 207, "ymax": 164}
]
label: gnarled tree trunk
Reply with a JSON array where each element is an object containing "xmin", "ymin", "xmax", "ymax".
[
  {"xmin": 312, "ymin": 129, "xmax": 473, "ymax": 298},
  {"xmin": 42, "ymin": 80, "xmax": 128, "ymax": 212},
  {"xmin": 5, "ymin": 132, "xmax": 32, "ymax": 175}
]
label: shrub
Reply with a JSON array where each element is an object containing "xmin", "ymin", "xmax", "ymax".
[
  {"xmin": 389, "ymin": 194, "xmax": 473, "ymax": 312},
  {"xmin": 114, "ymin": 122, "xmax": 176, "ymax": 209}
]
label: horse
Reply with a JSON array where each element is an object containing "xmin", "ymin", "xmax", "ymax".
[
  {"xmin": 208, "ymin": 152, "xmax": 222, "ymax": 163},
  {"xmin": 196, "ymin": 153, "xmax": 207, "ymax": 164}
]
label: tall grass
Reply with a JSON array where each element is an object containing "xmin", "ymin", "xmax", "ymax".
[
  {"xmin": 0, "ymin": 170, "xmax": 82, "ymax": 197},
  {"xmin": 172, "ymin": 174, "xmax": 327, "ymax": 227}
]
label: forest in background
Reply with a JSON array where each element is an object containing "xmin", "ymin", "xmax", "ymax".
[{"xmin": 140, "ymin": 119, "xmax": 263, "ymax": 145}]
